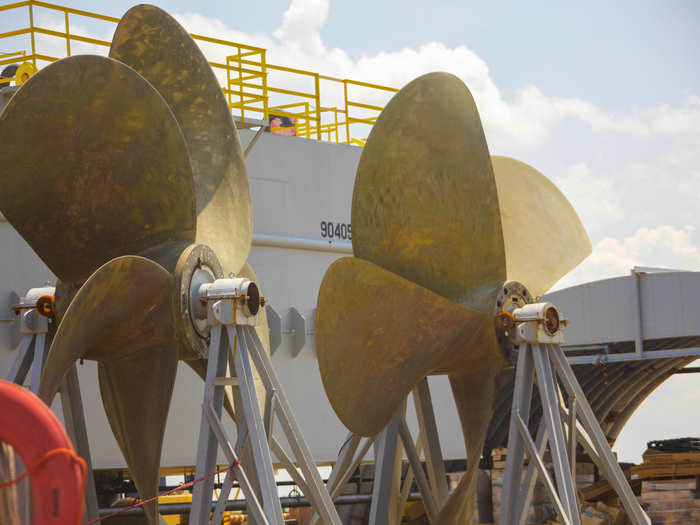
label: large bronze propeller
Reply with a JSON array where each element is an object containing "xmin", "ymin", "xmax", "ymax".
[
  {"xmin": 316, "ymin": 72, "xmax": 591, "ymax": 523},
  {"xmin": 0, "ymin": 5, "xmax": 266, "ymax": 524}
]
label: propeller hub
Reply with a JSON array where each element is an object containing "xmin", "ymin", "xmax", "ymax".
[
  {"xmin": 493, "ymin": 280, "xmax": 532, "ymax": 359},
  {"xmin": 174, "ymin": 244, "xmax": 223, "ymax": 359}
]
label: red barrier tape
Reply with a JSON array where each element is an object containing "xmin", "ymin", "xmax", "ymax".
[{"xmin": 85, "ymin": 460, "xmax": 240, "ymax": 525}]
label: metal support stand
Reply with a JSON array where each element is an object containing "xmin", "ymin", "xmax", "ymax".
[
  {"xmin": 189, "ymin": 278, "xmax": 342, "ymax": 525},
  {"xmin": 500, "ymin": 340, "xmax": 650, "ymax": 525},
  {"xmin": 315, "ymin": 377, "xmax": 448, "ymax": 525},
  {"xmin": 5, "ymin": 286, "xmax": 99, "ymax": 523}
]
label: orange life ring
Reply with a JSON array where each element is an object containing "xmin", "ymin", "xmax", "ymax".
[{"xmin": 0, "ymin": 379, "xmax": 84, "ymax": 524}]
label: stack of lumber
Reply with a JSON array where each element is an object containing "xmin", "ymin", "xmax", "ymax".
[
  {"xmin": 547, "ymin": 501, "xmax": 629, "ymax": 525},
  {"xmin": 640, "ymin": 478, "xmax": 700, "ymax": 524},
  {"xmin": 637, "ymin": 447, "xmax": 700, "ymax": 524},
  {"xmin": 580, "ymin": 443, "xmax": 700, "ymax": 525}
]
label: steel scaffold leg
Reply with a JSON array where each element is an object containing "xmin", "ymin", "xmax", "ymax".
[{"xmin": 501, "ymin": 343, "xmax": 650, "ymax": 525}]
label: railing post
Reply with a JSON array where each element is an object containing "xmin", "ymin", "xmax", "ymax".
[
  {"xmin": 226, "ymin": 55, "xmax": 233, "ymax": 116},
  {"xmin": 64, "ymin": 10, "xmax": 71, "ymax": 56},
  {"xmin": 314, "ymin": 73, "xmax": 321, "ymax": 140},
  {"xmin": 344, "ymin": 80, "xmax": 350, "ymax": 143},
  {"xmin": 237, "ymin": 48, "xmax": 244, "ymax": 123},
  {"xmin": 28, "ymin": 1, "xmax": 36, "ymax": 66},
  {"xmin": 336, "ymin": 108, "xmax": 340, "ymax": 143},
  {"xmin": 261, "ymin": 49, "xmax": 269, "ymax": 122}
]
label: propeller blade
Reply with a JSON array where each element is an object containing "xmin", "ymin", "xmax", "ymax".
[
  {"xmin": 37, "ymin": 255, "xmax": 176, "ymax": 525},
  {"xmin": 0, "ymin": 55, "xmax": 196, "ymax": 284},
  {"xmin": 110, "ymin": 4, "xmax": 253, "ymax": 276},
  {"xmin": 437, "ymin": 354, "xmax": 502, "ymax": 524},
  {"xmin": 351, "ymin": 72, "xmax": 506, "ymax": 312},
  {"xmin": 38, "ymin": 256, "xmax": 175, "ymax": 404},
  {"xmin": 99, "ymin": 351, "xmax": 177, "ymax": 525},
  {"xmin": 316, "ymin": 257, "xmax": 491, "ymax": 437},
  {"xmin": 492, "ymin": 156, "xmax": 592, "ymax": 297}
]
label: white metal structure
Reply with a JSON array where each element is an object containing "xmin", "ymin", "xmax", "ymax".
[
  {"xmin": 188, "ymin": 276, "xmax": 341, "ymax": 525},
  {"xmin": 500, "ymin": 304, "xmax": 650, "ymax": 525}
]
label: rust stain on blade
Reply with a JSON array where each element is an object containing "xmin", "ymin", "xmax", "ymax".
[
  {"xmin": 99, "ymin": 349, "xmax": 177, "ymax": 525},
  {"xmin": 437, "ymin": 341, "xmax": 502, "ymax": 524},
  {"xmin": 37, "ymin": 256, "xmax": 177, "ymax": 525},
  {"xmin": 110, "ymin": 4, "xmax": 253, "ymax": 276},
  {"xmin": 316, "ymin": 257, "xmax": 492, "ymax": 437},
  {"xmin": 38, "ymin": 255, "xmax": 176, "ymax": 403},
  {"xmin": 0, "ymin": 55, "xmax": 196, "ymax": 284},
  {"xmin": 352, "ymin": 72, "xmax": 506, "ymax": 313}
]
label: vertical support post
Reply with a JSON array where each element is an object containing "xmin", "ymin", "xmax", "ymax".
[
  {"xmin": 314, "ymin": 73, "xmax": 321, "ymax": 140},
  {"xmin": 261, "ymin": 49, "xmax": 269, "ymax": 121},
  {"xmin": 343, "ymin": 81, "xmax": 350, "ymax": 143},
  {"xmin": 7, "ymin": 336, "xmax": 34, "ymax": 386},
  {"xmin": 631, "ymin": 269, "xmax": 644, "ymax": 357},
  {"xmin": 516, "ymin": 421, "xmax": 548, "ymax": 525},
  {"xmin": 500, "ymin": 343, "xmax": 536, "ymax": 525},
  {"xmin": 59, "ymin": 365, "xmax": 99, "ymax": 522},
  {"xmin": 567, "ymin": 396, "xmax": 577, "ymax": 492},
  {"xmin": 309, "ymin": 434, "xmax": 376, "ymax": 525},
  {"xmin": 28, "ymin": 332, "xmax": 45, "ymax": 394},
  {"xmin": 531, "ymin": 344, "xmax": 581, "ymax": 524},
  {"xmin": 244, "ymin": 327, "xmax": 342, "ymax": 525},
  {"xmin": 237, "ymin": 49, "xmax": 245, "ymax": 122},
  {"xmin": 397, "ymin": 418, "xmax": 438, "ymax": 522},
  {"xmin": 230, "ymin": 326, "xmax": 284, "ymax": 524},
  {"xmin": 190, "ymin": 326, "xmax": 230, "ymax": 525},
  {"xmin": 28, "ymin": 2, "xmax": 36, "ymax": 66},
  {"xmin": 369, "ymin": 412, "xmax": 400, "ymax": 525},
  {"xmin": 413, "ymin": 377, "xmax": 448, "ymax": 506},
  {"xmin": 64, "ymin": 10, "xmax": 71, "ymax": 56},
  {"xmin": 550, "ymin": 344, "xmax": 650, "ymax": 525}
]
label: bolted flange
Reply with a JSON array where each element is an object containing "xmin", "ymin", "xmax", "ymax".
[
  {"xmin": 493, "ymin": 280, "xmax": 532, "ymax": 361},
  {"xmin": 173, "ymin": 244, "xmax": 223, "ymax": 359}
]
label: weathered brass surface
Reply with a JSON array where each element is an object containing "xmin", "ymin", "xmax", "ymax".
[
  {"xmin": 1, "ymin": 10, "xmax": 262, "ymax": 523},
  {"xmin": 317, "ymin": 73, "xmax": 592, "ymax": 523},
  {"xmin": 38, "ymin": 256, "xmax": 177, "ymax": 525},
  {"xmin": 110, "ymin": 4, "xmax": 253, "ymax": 277},
  {"xmin": 316, "ymin": 257, "xmax": 492, "ymax": 437},
  {"xmin": 438, "ymin": 348, "xmax": 502, "ymax": 524},
  {"xmin": 351, "ymin": 72, "xmax": 506, "ymax": 313},
  {"xmin": 0, "ymin": 55, "xmax": 196, "ymax": 284},
  {"xmin": 492, "ymin": 156, "xmax": 592, "ymax": 298}
]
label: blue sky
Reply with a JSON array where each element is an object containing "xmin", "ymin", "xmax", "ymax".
[
  {"xmin": 2, "ymin": 0, "xmax": 698, "ymax": 462},
  {"xmin": 12, "ymin": 0, "xmax": 698, "ymax": 110}
]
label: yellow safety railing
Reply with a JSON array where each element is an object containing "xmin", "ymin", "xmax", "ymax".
[{"xmin": 0, "ymin": 0, "xmax": 399, "ymax": 145}]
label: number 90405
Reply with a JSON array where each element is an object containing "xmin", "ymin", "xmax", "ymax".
[{"xmin": 320, "ymin": 221, "xmax": 351, "ymax": 240}]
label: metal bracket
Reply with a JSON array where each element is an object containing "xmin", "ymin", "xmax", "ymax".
[
  {"xmin": 288, "ymin": 307, "xmax": 306, "ymax": 357},
  {"xmin": 265, "ymin": 305, "xmax": 282, "ymax": 355}
]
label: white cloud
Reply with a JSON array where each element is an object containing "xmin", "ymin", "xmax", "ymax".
[
  {"xmin": 170, "ymin": 0, "xmax": 700, "ymax": 150},
  {"xmin": 554, "ymin": 225, "xmax": 700, "ymax": 289},
  {"xmin": 29, "ymin": 0, "xmax": 700, "ymax": 147},
  {"xmin": 273, "ymin": 0, "xmax": 329, "ymax": 55}
]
